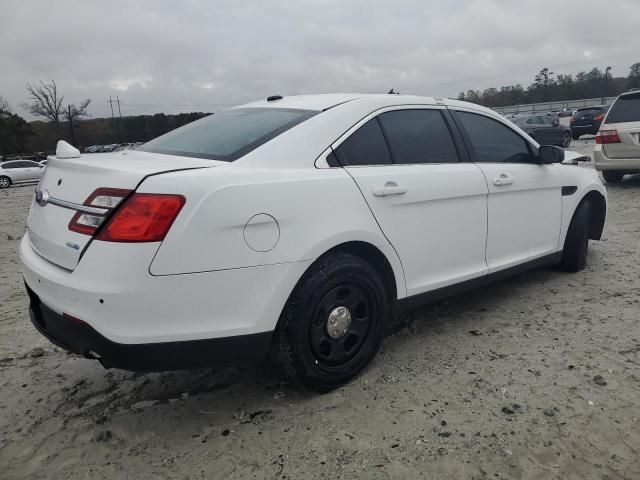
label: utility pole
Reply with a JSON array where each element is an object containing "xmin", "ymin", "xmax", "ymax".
[
  {"xmin": 67, "ymin": 104, "xmax": 76, "ymax": 146},
  {"xmin": 602, "ymin": 66, "xmax": 612, "ymax": 105},
  {"xmin": 108, "ymin": 96, "xmax": 118, "ymax": 143},
  {"xmin": 116, "ymin": 96, "xmax": 123, "ymax": 142}
]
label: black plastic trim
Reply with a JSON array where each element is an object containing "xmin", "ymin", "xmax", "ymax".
[
  {"xmin": 562, "ymin": 186, "xmax": 578, "ymax": 196},
  {"xmin": 26, "ymin": 283, "xmax": 272, "ymax": 372},
  {"xmin": 395, "ymin": 252, "xmax": 561, "ymax": 313}
]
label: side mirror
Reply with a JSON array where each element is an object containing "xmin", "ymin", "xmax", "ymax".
[
  {"xmin": 553, "ymin": 119, "xmax": 559, "ymax": 127},
  {"xmin": 538, "ymin": 145, "xmax": 564, "ymax": 164}
]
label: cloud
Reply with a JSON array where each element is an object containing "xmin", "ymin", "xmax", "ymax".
[{"xmin": 1, "ymin": 0, "xmax": 638, "ymax": 119}]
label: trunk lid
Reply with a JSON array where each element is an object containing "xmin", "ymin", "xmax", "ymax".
[{"xmin": 27, "ymin": 150, "xmax": 222, "ymax": 270}]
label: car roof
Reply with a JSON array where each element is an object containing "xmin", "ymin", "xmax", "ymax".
[
  {"xmin": 576, "ymin": 105, "xmax": 608, "ymax": 111},
  {"xmin": 235, "ymin": 93, "xmax": 466, "ymax": 112}
]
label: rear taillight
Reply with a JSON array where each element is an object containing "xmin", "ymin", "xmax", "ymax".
[
  {"xmin": 594, "ymin": 114, "xmax": 605, "ymax": 122},
  {"xmin": 570, "ymin": 117, "xmax": 575, "ymax": 123},
  {"xmin": 595, "ymin": 130, "xmax": 621, "ymax": 144},
  {"xmin": 68, "ymin": 188, "xmax": 132, "ymax": 235},
  {"xmin": 95, "ymin": 193, "xmax": 185, "ymax": 242}
]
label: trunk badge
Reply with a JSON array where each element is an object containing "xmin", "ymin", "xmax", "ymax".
[{"xmin": 35, "ymin": 189, "xmax": 50, "ymax": 207}]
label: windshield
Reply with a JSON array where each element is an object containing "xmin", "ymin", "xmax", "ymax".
[{"xmin": 139, "ymin": 108, "xmax": 317, "ymax": 161}]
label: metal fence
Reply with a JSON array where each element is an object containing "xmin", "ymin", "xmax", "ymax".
[{"xmin": 493, "ymin": 97, "xmax": 617, "ymax": 115}]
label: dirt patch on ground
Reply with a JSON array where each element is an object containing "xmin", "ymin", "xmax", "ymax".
[{"xmin": 1, "ymin": 144, "xmax": 639, "ymax": 479}]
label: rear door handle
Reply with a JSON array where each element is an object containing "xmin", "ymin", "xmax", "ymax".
[
  {"xmin": 493, "ymin": 174, "xmax": 513, "ymax": 186},
  {"xmin": 372, "ymin": 181, "xmax": 407, "ymax": 197}
]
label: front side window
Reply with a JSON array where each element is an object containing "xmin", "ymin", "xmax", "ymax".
[
  {"xmin": 457, "ymin": 111, "xmax": 534, "ymax": 163},
  {"xmin": 605, "ymin": 92, "xmax": 640, "ymax": 123},
  {"xmin": 334, "ymin": 118, "xmax": 392, "ymax": 166},
  {"xmin": 139, "ymin": 108, "xmax": 317, "ymax": 161},
  {"xmin": 377, "ymin": 109, "xmax": 459, "ymax": 164},
  {"xmin": 526, "ymin": 116, "xmax": 542, "ymax": 125}
]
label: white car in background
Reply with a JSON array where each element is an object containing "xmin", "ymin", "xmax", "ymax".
[
  {"xmin": 594, "ymin": 90, "xmax": 640, "ymax": 182},
  {"xmin": 21, "ymin": 94, "xmax": 607, "ymax": 391},
  {"xmin": 0, "ymin": 159, "xmax": 45, "ymax": 188}
]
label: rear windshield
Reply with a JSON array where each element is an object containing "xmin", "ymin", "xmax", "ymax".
[
  {"xmin": 575, "ymin": 107, "xmax": 606, "ymax": 117},
  {"xmin": 605, "ymin": 93, "xmax": 640, "ymax": 124},
  {"xmin": 139, "ymin": 108, "xmax": 317, "ymax": 161}
]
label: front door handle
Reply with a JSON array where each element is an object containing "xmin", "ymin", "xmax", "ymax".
[
  {"xmin": 372, "ymin": 181, "xmax": 407, "ymax": 197},
  {"xmin": 493, "ymin": 173, "xmax": 513, "ymax": 186}
]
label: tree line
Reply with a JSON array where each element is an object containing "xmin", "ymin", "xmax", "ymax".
[{"xmin": 457, "ymin": 62, "xmax": 640, "ymax": 108}]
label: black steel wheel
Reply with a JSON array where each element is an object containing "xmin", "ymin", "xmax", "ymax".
[{"xmin": 273, "ymin": 252, "xmax": 388, "ymax": 392}]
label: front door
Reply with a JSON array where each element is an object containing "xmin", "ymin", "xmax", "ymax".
[{"xmin": 453, "ymin": 109, "xmax": 563, "ymax": 273}]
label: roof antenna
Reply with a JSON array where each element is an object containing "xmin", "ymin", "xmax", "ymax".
[{"xmin": 388, "ymin": 88, "xmax": 399, "ymax": 95}]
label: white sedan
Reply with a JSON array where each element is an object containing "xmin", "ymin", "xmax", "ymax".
[
  {"xmin": 0, "ymin": 159, "xmax": 45, "ymax": 188},
  {"xmin": 21, "ymin": 94, "xmax": 607, "ymax": 391}
]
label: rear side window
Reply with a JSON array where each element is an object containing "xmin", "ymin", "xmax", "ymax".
[
  {"xmin": 605, "ymin": 93, "xmax": 640, "ymax": 124},
  {"xmin": 378, "ymin": 110, "xmax": 459, "ymax": 164},
  {"xmin": 526, "ymin": 116, "xmax": 543, "ymax": 125},
  {"xmin": 139, "ymin": 108, "xmax": 317, "ymax": 161},
  {"xmin": 456, "ymin": 111, "xmax": 533, "ymax": 163},
  {"xmin": 334, "ymin": 118, "xmax": 392, "ymax": 166}
]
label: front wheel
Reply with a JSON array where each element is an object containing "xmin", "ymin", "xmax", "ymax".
[
  {"xmin": 0, "ymin": 176, "xmax": 11, "ymax": 189},
  {"xmin": 272, "ymin": 252, "xmax": 388, "ymax": 392},
  {"xmin": 559, "ymin": 200, "xmax": 591, "ymax": 272},
  {"xmin": 560, "ymin": 132, "xmax": 571, "ymax": 148}
]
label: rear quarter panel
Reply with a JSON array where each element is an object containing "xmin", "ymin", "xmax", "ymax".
[{"xmin": 140, "ymin": 165, "xmax": 405, "ymax": 296}]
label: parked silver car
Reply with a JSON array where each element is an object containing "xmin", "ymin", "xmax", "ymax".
[{"xmin": 0, "ymin": 160, "xmax": 45, "ymax": 188}]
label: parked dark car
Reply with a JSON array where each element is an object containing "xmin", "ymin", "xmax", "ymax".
[
  {"xmin": 570, "ymin": 105, "xmax": 609, "ymax": 139},
  {"xmin": 510, "ymin": 113, "xmax": 572, "ymax": 147}
]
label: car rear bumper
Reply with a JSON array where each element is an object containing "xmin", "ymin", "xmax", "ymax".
[
  {"xmin": 21, "ymin": 233, "xmax": 312, "ymax": 356},
  {"xmin": 26, "ymin": 284, "xmax": 272, "ymax": 371},
  {"xmin": 571, "ymin": 125, "xmax": 599, "ymax": 136},
  {"xmin": 593, "ymin": 148, "xmax": 640, "ymax": 171}
]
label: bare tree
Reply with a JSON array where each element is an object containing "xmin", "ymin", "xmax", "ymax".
[
  {"xmin": 0, "ymin": 95, "xmax": 10, "ymax": 113},
  {"xmin": 23, "ymin": 80, "xmax": 64, "ymax": 126},
  {"xmin": 63, "ymin": 99, "xmax": 91, "ymax": 145}
]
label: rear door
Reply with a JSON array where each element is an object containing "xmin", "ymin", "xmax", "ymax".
[
  {"xmin": 602, "ymin": 92, "xmax": 640, "ymax": 159},
  {"xmin": 336, "ymin": 106, "xmax": 489, "ymax": 297},
  {"xmin": 538, "ymin": 116, "xmax": 561, "ymax": 145},
  {"xmin": 1, "ymin": 162, "xmax": 24, "ymax": 181},
  {"xmin": 452, "ymin": 108, "xmax": 562, "ymax": 273}
]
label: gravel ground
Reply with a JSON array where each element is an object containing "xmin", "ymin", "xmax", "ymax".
[{"xmin": 1, "ymin": 140, "xmax": 639, "ymax": 479}]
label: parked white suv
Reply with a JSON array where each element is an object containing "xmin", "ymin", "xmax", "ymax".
[
  {"xmin": 594, "ymin": 90, "xmax": 640, "ymax": 182},
  {"xmin": 21, "ymin": 94, "xmax": 607, "ymax": 391}
]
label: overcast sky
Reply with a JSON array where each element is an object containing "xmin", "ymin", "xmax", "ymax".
[{"xmin": 1, "ymin": 0, "xmax": 639, "ymax": 120}]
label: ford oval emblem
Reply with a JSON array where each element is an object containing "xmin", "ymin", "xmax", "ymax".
[{"xmin": 35, "ymin": 189, "xmax": 50, "ymax": 207}]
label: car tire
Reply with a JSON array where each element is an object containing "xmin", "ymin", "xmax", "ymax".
[
  {"xmin": 561, "ymin": 132, "xmax": 571, "ymax": 148},
  {"xmin": 272, "ymin": 252, "xmax": 389, "ymax": 392},
  {"xmin": 602, "ymin": 171, "xmax": 624, "ymax": 183},
  {"xmin": 0, "ymin": 176, "xmax": 12, "ymax": 189},
  {"xmin": 571, "ymin": 132, "xmax": 580, "ymax": 140},
  {"xmin": 559, "ymin": 200, "xmax": 591, "ymax": 273}
]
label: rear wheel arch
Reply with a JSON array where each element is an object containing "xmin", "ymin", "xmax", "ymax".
[{"xmin": 321, "ymin": 241, "xmax": 398, "ymax": 302}]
